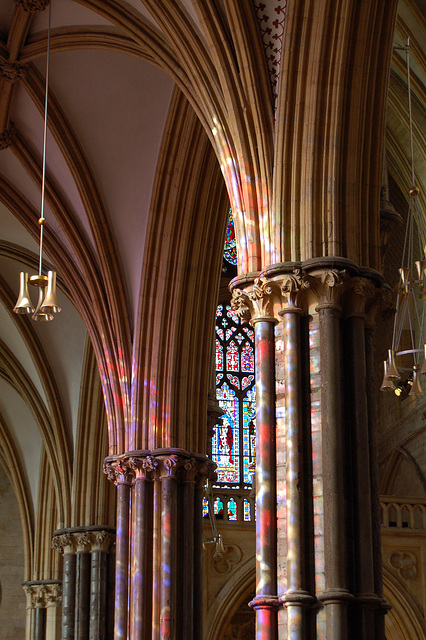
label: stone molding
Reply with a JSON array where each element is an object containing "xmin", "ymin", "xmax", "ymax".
[
  {"xmin": 14, "ymin": 0, "xmax": 49, "ymax": 12},
  {"xmin": 211, "ymin": 542, "xmax": 242, "ymax": 575},
  {"xmin": 230, "ymin": 258, "xmax": 389, "ymax": 323},
  {"xmin": 51, "ymin": 526, "xmax": 115, "ymax": 554},
  {"xmin": 103, "ymin": 448, "xmax": 217, "ymax": 486},
  {"xmin": 22, "ymin": 580, "xmax": 61, "ymax": 608}
]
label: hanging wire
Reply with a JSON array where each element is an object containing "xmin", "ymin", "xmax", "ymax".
[{"xmin": 38, "ymin": 0, "xmax": 51, "ymax": 276}]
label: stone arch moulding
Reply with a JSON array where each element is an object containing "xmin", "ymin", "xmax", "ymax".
[
  {"xmin": 382, "ymin": 566, "xmax": 426, "ymax": 640},
  {"xmin": 205, "ymin": 557, "xmax": 255, "ymax": 640}
]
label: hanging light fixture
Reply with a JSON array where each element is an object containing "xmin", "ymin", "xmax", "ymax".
[
  {"xmin": 13, "ymin": 1, "xmax": 61, "ymax": 322},
  {"xmin": 381, "ymin": 40, "xmax": 425, "ymax": 396}
]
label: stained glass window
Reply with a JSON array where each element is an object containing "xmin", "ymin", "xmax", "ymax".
[
  {"xmin": 213, "ymin": 304, "xmax": 256, "ymax": 487},
  {"xmin": 243, "ymin": 498, "xmax": 251, "ymax": 522},
  {"xmin": 228, "ymin": 498, "xmax": 237, "ymax": 521},
  {"xmin": 222, "ymin": 209, "xmax": 237, "ymax": 272},
  {"xmin": 214, "ymin": 496, "xmax": 224, "ymax": 518}
]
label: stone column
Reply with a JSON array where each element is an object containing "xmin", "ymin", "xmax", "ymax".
[
  {"xmin": 51, "ymin": 534, "xmax": 77, "ymax": 640},
  {"xmin": 52, "ymin": 527, "xmax": 115, "ymax": 640},
  {"xmin": 23, "ymin": 581, "xmax": 61, "ymax": 640},
  {"xmin": 104, "ymin": 450, "xmax": 215, "ymax": 640},
  {"xmin": 89, "ymin": 530, "xmax": 116, "ymax": 640},
  {"xmin": 102, "ymin": 460, "xmax": 132, "ymax": 640},
  {"xmin": 128, "ymin": 455, "xmax": 156, "ymax": 640},
  {"xmin": 231, "ymin": 260, "xmax": 390, "ymax": 640},
  {"xmin": 344, "ymin": 279, "xmax": 381, "ymax": 639},
  {"xmin": 278, "ymin": 272, "xmax": 316, "ymax": 638},
  {"xmin": 314, "ymin": 267, "xmax": 354, "ymax": 638},
  {"xmin": 305, "ymin": 259, "xmax": 391, "ymax": 640},
  {"xmin": 231, "ymin": 278, "xmax": 281, "ymax": 640}
]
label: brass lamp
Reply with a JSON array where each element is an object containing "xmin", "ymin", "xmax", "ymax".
[
  {"xmin": 13, "ymin": 1, "xmax": 61, "ymax": 322},
  {"xmin": 381, "ymin": 40, "xmax": 425, "ymax": 397}
]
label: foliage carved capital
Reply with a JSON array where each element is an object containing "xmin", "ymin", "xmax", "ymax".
[
  {"xmin": 230, "ymin": 277, "xmax": 280, "ymax": 323},
  {"xmin": 23, "ymin": 581, "xmax": 62, "ymax": 608}
]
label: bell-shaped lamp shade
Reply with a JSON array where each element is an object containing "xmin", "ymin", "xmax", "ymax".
[
  {"xmin": 213, "ymin": 534, "xmax": 226, "ymax": 560},
  {"xmin": 33, "ymin": 287, "xmax": 54, "ymax": 322},
  {"xmin": 415, "ymin": 260, "xmax": 426, "ymax": 283},
  {"xmin": 380, "ymin": 360, "xmax": 395, "ymax": 392},
  {"xmin": 409, "ymin": 365, "xmax": 423, "ymax": 397},
  {"xmin": 40, "ymin": 270, "xmax": 61, "ymax": 314},
  {"xmin": 13, "ymin": 272, "xmax": 35, "ymax": 314},
  {"xmin": 386, "ymin": 349, "xmax": 401, "ymax": 381}
]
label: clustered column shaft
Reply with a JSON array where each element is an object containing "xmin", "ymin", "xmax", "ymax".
[
  {"xmin": 103, "ymin": 449, "xmax": 215, "ymax": 640},
  {"xmin": 52, "ymin": 526, "xmax": 115, "ymax": 640},
  {"xmin": 23, "ymin": 580, "xmax": 62, "ymax": 640},
  {"xmin": 230, "ymin": 259, "xmax": 391, "ymax": 640}
]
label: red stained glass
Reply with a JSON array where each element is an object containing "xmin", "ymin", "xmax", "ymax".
[
  {"xmin": 216, "ymin": 339, "xmax": 223, "ymax": 371},
  {"xmin": 226, "ymin": 341, "xmax": 239, "ymax": 371},
  {"xmin": 213, "ymin": 302, "xmax": 256, "ymax": 487}
]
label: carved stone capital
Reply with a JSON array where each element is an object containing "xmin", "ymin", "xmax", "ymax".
[
  {"xmin": 128, "ymin": 454, "xmax": 158, "ymax": 481},
  {"xmin": 104, "ymin": 450, "xmax": 216, "ymax": 485},
  {"xmin": 0, "ymin": 123, "xmax": 17, "ymax": 150},
  {"xmin": 278, "ymin": 268, "xmax": 311, "ymax": 311},
  {"xmin": 52, "ymin": 526, "xmax": 115, "ymax": 554},
  {"xmin": 23, "ymin": 581, "xmax": 62, "ymax": 608},
  {"xmin": 14, "ymin": 0, "xmax": 49, "ymax": 12},
  {"xmin": 231, "ymin": 276, "xmax": 279, "ymax": 323},
  {"xmin": 103, "ymin": 457, "xmax": 134, "ymax": 485},
  {"xmin": 341, "ymin": 277, "xmax": 376, "ymax": 318},
  {"xmin": 312, "ymin": 268, "xmax": 348, "ymax": 311}
]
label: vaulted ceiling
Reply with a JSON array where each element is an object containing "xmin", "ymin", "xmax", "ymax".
[{"xmin": 0, "ymin": 0, "xmax": 424, "ymax": 543}]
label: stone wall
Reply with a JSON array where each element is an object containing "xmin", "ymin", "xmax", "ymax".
[{"xmin": 0, "ymin": 464, "xmax": 26, "ymax": 639}]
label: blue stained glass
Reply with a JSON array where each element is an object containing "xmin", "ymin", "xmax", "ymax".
[
  {"xmin": 223, "ymin": 209, "xmax": 237, "ymax": 266},
  {"xmin": 243, "ymin": 388, "xmax": 256, "ymax": 483},
  {"xmin": 203, "ymin": 497, "xmax": 209, "ymax": 517},
  {"xmin": 213, "ymin": 303, "xmax": 256, "ymax": 487},
  {"xmin": 244, "ymin": 499, "xmax": 251, "ymax": 521}
]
